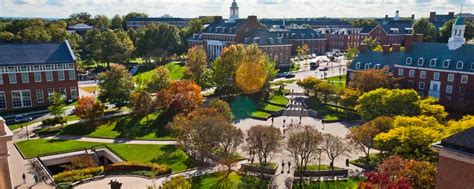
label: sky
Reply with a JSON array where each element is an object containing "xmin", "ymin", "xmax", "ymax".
[{"xmin": 0, "ymin": 0, "xmax": 473, "ymax": 19}]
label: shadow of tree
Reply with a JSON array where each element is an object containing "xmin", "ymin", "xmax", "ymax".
[{"xmin": 112, "ymin": 112, "xmax": 172, "ymax": 139}]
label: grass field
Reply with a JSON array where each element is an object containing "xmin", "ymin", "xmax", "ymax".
[
  {"xmin": 268, "ymin": 95, "xmax": 289, "ymax": 106},
  {"xmin": 230, "ymin": 96, "xmax": 284, "ymax": 120},
  {"xmin": 292, "ymin": 178, "xmax": 361, "ymax": 189},
  {"xmin": 191, "ymin": 171, "xmax": 268, "ymax": 189},
  {"xmin": 305, "ymin": 96, "xmax": 359, "ymax": 122},
  {"xmin": 306, "ymin": 164, "xmax": 343, "ymax": 171},
  {"xmin": 323, "ymin": 75, "xmax": 347, "ymax": 90},
  {"xmin": 16, "ymin": 139, "xmax": 197, "ymax": 172},
  {"xmin": 133, "ymin": 61, "xmax": 185, "ymax": 83},
  {"xmin": 260, "ymin": 103, "xmax": 285, "ymax": 112},
  {"xmin": 38, "ymin": 113, "xmax": 174, "ymax": 140}
]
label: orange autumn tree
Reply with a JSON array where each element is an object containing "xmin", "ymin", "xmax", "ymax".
[
  {"xmin": 348, "ymin": 68, "xmax": 400, "ymax": 92},
  {"xmin": 75, "ymin": 96, "xmax": 105, "ymax": 124},
  {"xmin": 156, "ymin": 80, "xmax": 203, "ymax": 115}
]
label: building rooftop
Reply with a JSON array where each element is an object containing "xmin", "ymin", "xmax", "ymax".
[
  {"xmin": 441, "ymin": 127, "xmax": 474, "ymax": 154},
  {"xmin": 67, "ymin": 23, "xmax": 93, "ymax": 30},
  {"xmin": 260, "ymin": 18, "xmax": 351, "ymax": 28},
  {"xmin": 0, "ymin": 40, "xmax": 76, "ymax": 66},
  {"xmin": 203, "ymin": 19, "xmax": 248, "ymax": 34},
  {"xmin": 240, "ymin": 29, "xmax": 289, "ymax": 45},
  {"xmin": 126, "ymin": 17, "xmax": 191, "ymax": 22},
  {"xmin": 271, "ymin": 28, "xmax": 324, "ymax": 39}
]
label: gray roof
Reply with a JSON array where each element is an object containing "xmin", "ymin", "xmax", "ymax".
[
  {"xmin": 361, "ymin": 20, "xmax": 413, "ymax": 35},
  {"xmin": 240, "ymin": 29, "xmax": 289, "ymax": 45},
  {"xmin": 68, "ymin": 23, "xmax": 93, "ymax": 30},
  {"xmin": 441, "ymin": 127, "xmax": 474, "ymax": 154},
  {"xmin": 271, "ymin": 28, "xmax": 324, "ymax": 39},
  {"xmin": 203, "ymin": 19, "xmax": 248, "ymax": 34},
  {"xmin": 0, "ymin": 40, "xmax": 76, "ymax": 66},
  {"xmin": 126, "ymin": 17, "xmax": 190, "ymax": 22},
  {"xmin": 260, "ymin": 18, "xmax": 351, "ymax": 27},
  {"xmin": 351, "ymin": 42, "xmax": 474, "ymax": 73},
  {"xmin": 350, "ymin": 50, "xmax": 403, "ymax": 72}
]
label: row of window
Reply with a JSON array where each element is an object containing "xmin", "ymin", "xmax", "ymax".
[
  {"xmin": 0, "ymin": 87, "xmax": 78, "ymax": 109},
  {"xmin": 405, "ymin": 57, "xmax": 473, "ymax": 70},
  {"xmin": 354, "ymin": 62, "xmax": 389, "ymax": 70},
  {"xmin": 0, "ymin": 64, "xmax": 75, "ymax": 74},
  {"xmin": 398, "ymin": 68, "xmax": 469, "ymax": 83},
  {"xmin": 412, "ymin": 81, "xmax": 463, "ymax": 95},
  {"xmin": 0, "ymin": 70, "xmax": 76, "ymax": 85}
]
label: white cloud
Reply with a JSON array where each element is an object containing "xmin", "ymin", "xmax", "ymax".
[{"xmin": 0, "ymin": 0, "xmax": 472, "ymax": 18}]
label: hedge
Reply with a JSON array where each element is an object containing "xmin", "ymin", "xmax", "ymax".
[{"xmin": 53, "ymin": 166, "xmax": 104, "ymax": 183}]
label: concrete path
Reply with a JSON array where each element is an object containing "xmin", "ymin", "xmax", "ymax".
[{"xmin": 39, "ymin": 135, "xmax": 177, "ymax": 145}]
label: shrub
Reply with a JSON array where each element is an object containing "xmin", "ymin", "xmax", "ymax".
[
  {"xmin": 104, "ymin": 162, "xmax": 171, "ymax": 176},
  {"xmin": 42, "ymin": 117, "xmax": 67, "ymax": 126},
  {"xmin": 53, "ymin": 166, "xmax": 104, "ymax": 183}
]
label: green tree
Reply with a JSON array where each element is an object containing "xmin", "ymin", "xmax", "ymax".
[
  {"xmin": 345, "ymin": 47, "xmax": 358, "ymax": 61},
  {"xmin": 0, "ymin": 31, "xmax": 15, "ymax": 42},
  {"xmin": 439, "ymin": 19, "xmax": 474, "ymax": 42},
  {"xmin": 75, "ymin": 96, "xmax": 105, "ymax": 123},
  {"xmin": 129, "ymin": 91, "xmax": 154, "ymax": 121},
  {"xmin": 161, "ymin": 175, "xmax": 191, "ymax": 189},
  {"xmin": 412, "ymin": 18, "xmax": 438, "ymax": 42},
  {"xmin": 97, "ymin": 64, "xmax": 134, "ymax": 105},
  {"xmin": 48, "ymin": 92, "xmax": 66, "ymax": 119},
  {"xmin": 111, "ymin": 14, "xmax": 124, "ymax": 30},
  {"xmin": 362, "ymin": 37, "xmax": 378, "ymax": 50},
  {"xmin": 19, "ymin": 27, "xmax": 51, "ymax": 42},
  {"xmin": 314, "ymin": 81, "xmax": 337, "ymax": 103},
  {"xmin": 92, "ymin": 15, "xmax": 110, "ymax": 30},
  {"xmin": 68, "ymin": 12, "xmax": 92, "ymax": 25},
  {"xmin": 296, "ymin": 43, "xmax": 310, "ymax": 60},
  {"xmin": 146, "ymin": 66, "xmax": 170, "ymax": 92},
  {"xmin": 91, "ymin": 30, "xmax": 134, "ymax": 68},
  {"xmin": 356, "ymin": 88, "xmax": 421, "ymax": 120},
  {"xmin": 135, "ymin": 23, "xmax": 181, "ymax": 63},
  {"xmin": 339, "ymin": 88, "xmax": 362, "ymax": 110},
  {"xmin": 296, "ymin": 77, "xmax": 322, "ymax": 93},
  {"xmin": 246, "ymin": 125, "xmax": 282, "ymax": 169},
  {"xmin": 209, "ymin": 99, "xmax": 234, "ymax": 122}
]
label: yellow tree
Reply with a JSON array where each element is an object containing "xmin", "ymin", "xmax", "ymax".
[
  {"xmin": 296, "ymin": 43, "xmax": 310, "ymax": 62},
  {"xmin": 186, "ymin": 45, "xmax": 207, "ymax": 85}
]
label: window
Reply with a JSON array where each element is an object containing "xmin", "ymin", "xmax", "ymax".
[
  {"xmin": 374, "ymin": 64, "xmax": 381, "ymax": 69},
  {"xmin": 417, "ymin": 58, "xmax": 424, "ymax": 66},
  {"xmin": 420, "ymin": 71, "xmax": 426, "ymax": 79},
  {"xmin": 34, "ymin": 72, "xmax": 42, "ymax": 82},
  {"xmin": 471, "ymin": 63, "xmax": 474, "ymax": 70},
  {"xmin": 71, "ymin": 87, "xmax": 78, "ymax": 100},
  {"xmin": 58, "ymin": 71, "xmax": 65, "ymax": 81},
  {"xmin": 47, "ymin": 88, "xmax": 54, "ymax": 101},
  {"xmin": 460, "ymin": 87, "xmax": 466, "ymax": 94},
  {"xmin": 447, "ymin": 74, "xmax": 454, "ymax": 82},
  {"xmin": 21, "ymin": 73, "xmax": 29, "ymax": 83},
  {"xmin": 443, "ymin": 60, "xmax": 450, "ymax": 68},
  {"xmin": 364, "ymin": 63, "xmax": 370, "ymax": 69},
  {"xmin": 0, "ymin": 74, "xmax": 3, "ymax": 85},
  {"xmin": 433, "ymin": 72, "xmax": 440, "ymax": 80},
  {"xmin": 461, "ymin": 75, "xmax": 468, "ymax": 83},
  {"xmin": 419, "ymin": 82, "xmax": 425, "ymax": 90},
  {"xmin": 59, "ymin": 88, "xmax": 66, "ymax": 98},
  {"xmin": 409, "ymin": 70, "xmax": 415, "ymax": 77},
  {"xmin": 446, "ymin": 85, "xmax": 453, "ymax": 94},
  {"xmin": 406, "ymin": 57, "xmax": 412, "ymax": 65},
  {"xmin": 408, "ymin": 80, "xmax": 414, "ymax": 87},
  {"xmin": 46, "ymin": 71, "xmax": 53, "ymax": 81},
  {"xmin": 430, "ymin": 59, "xmax": 437, "ymax": 67},
  {"xmin": 398, "ymin": 68, "xmax": 404, "ymax": 76},
  {"xmin": 9, "ymin": 73, "xmax": 17, "ymax": 84},
  {"xmin": 36, "ymin": 89, "xmax": 44, "ymax": 103},
  {"xmin": 0, "ymin": 91, "xmax": 6, "ymax": 109},
  {"xmin": 11, "ymin": 90, "xmax": 32, "ymax": 108},
  {"xmin": 456, "ymin": 61, "xmax": 464, "ymax": 69}
]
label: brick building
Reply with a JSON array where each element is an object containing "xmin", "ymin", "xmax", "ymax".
[
  {"xmin": 348, "ymin": 16, "xmax": 474, "ymax": 109},
  {"xmin": 271, "ymin": 28, "xmax": 327, "ymax": 54},
  {"xmin": 327, "ymin": 28, "xmax": 363, "ymax": 51},
  {"xmin": 0, "ymin": 41, "xmax": 78, "ymax": 113},
  {"xmin": 360, "ymin": 11, "xmax": 414, "ymax": 45},
  {"xmin": 187, "ymin": 0, "xmax": 293, "ymax": 67},
  {"xmin": 126, "ymin": 17, "xmax": 191, "ymax": 29},
  {"xmin": 432, "ymin": 127, "xmax": 474, "ymax": 189},
  {"xmin": 429, "ymin": 12, "xmax": 455, "ymax": 29}
]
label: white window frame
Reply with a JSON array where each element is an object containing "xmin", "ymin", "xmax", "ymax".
[
  {"xmin": 9, "ymin": 73, "xmax": 17, "ymax": 84},
  {"xmin": 11, "ymin": 90, "xmax": 32, "ymax": 108},
  {"xmin": 0, "ymin": 91, "xmax": 6, "ymax": 109},
  {"xmin": 59, "ymin": 87, "xmax": 67, "ymax": 98},
  {"xmin": 461, "ymin": 75, "xmax": 468, "ymax": 84},
  {"xmin": 47, "ymin": 88, "xmax": 55, "ymax": 101},
  {"xmin": 419, "ymin": 82, "xmax": 425, "ymax": 90},
  {"xmin": 397, "ymin": 68, "xmax": 404, "ymax": 76},
  {"xmin": 443, "ymin": 60, "xmax": 450, "ymax": 68},
  {"xmin": 69, "ymin": 70, "xmax": 76, "ymax": 80},
  {"xmin": 456, "ymin": 61, "xmax": 464, "ymax": 70},
  {"xmin": 430, "ymin": 59, "xmax": 437, "ymax": 67},
  {"xmin": 21, "ymin": 72, "xmax": 29, "ymax": 83},
  {"xmin": 71, "ymin": 87, "xmax": 78, "ymax": 100},
  {"xmin": 36, "ymin": 89, "xmax": 44, "ymax": 103},
  {"xmin": 406, "ymin": 57, "xmax": 412, "ymax": 65},
  {"xmin": 34, "ymin": 72, "xmax": 42, "ymax": 82},
  {"xmin": 447, "ymin": 74, "xmax": 454, "ymax": 82},
  {"xmin": 433, "ymin": 72, "xmax": 440, "ymax": 80},
  {"xmin": 409, "ymin": 70, "xmax": 415, "ymax": 77},
  {"xmin": 364, "ymin": 63, "xmax": 370, "ymax": 69},
  {"xmin": 46, "ymin": 71, "xmax": 53, "ymax": 82},
  {"xmin": 417, "ymin": 58, "xmax": 424, "ymax": 66},
  {"xmin": 58, "ymin": 71, "xmax": 65, "ymax": 81},
  {"xmin": 446, "ymin": 85, "xmax": 453, "ymax": 94},
  {"xmin": 356, "ymin": 62, "xmax": 361, "ymax": 69},
  {"xmin": 0, "ymin": 74, "xmax": 3, "ymax": 85},
  {"xmin": 420, "ymin": 71, "xmax": 426, "ymax": 79}
]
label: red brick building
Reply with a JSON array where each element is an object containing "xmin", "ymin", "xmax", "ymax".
[
  {"xmin": 0, "ymin": 41, "xmax": 78, "ymax": 113},
  {"xmin": 271, "ymin": 28, "xmax": 327, "ymax": 54},
  {"xmin": 432, "ymin": 127, "xmax": 474, "ymax": 189},
  {"xmin": 327, "ymin": 28, "xmax": 363, "ymax": 51},
  {"xmin": 348, "ymin": 16, "xmax": 473, "ymax": 109}
]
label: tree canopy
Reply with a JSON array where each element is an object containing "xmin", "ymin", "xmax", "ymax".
[
  {"xmin": 97, "ymin": 64, "xmax": 134, "ymax": 104},
  {"xmin": 412, "ymin": 18, "xmax": 438, "ymax": 42}
]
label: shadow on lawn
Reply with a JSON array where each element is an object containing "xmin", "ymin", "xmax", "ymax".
[{"xmin": 113, "ymin": 113, "xmax": 172, "ymax": 139}]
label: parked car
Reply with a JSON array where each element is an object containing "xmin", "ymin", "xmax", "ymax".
[
  {"xmin": 310, "ymin": 62, "xmax": 319, "ymax": 70},
  {"xmin": 276, "ymin": 72, "xmax": 296, "ymax": 78},
  {"xmin": 319, "ymin": 66, "xmax": 329, "ymax": 71},
  {"xmin": 14, "ymin": 114, "xmax": 32, "ymax": 123}
]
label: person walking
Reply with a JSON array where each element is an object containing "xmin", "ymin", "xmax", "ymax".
[
  {"xmin": 33, "ymin": 175, "xmax": 38, "ymax": 184},
  {"xmin": 22, "ymin": 173, "xmax": 26, "ymax": 184}
]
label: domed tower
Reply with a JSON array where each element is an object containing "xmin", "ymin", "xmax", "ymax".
[
  {"xmin": 229, "ymin": 0, "xmax": 239, "ymax": 23},
  {"xmin": 448, "ymin": 15, "xmax": 466, "ymax": 50}
]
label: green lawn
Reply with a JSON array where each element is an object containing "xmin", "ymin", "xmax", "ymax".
[
  {"xmin": 230, "ymin": 96, "xmax": 258, "ymax": 120},
  {"xmin": 260, "ymin": 103, "xmax": 285, "ymax": 112},
  {"xmin": 306, "ymin": 164, "xmax": 343, "ymax": 171},
  {"xmin": 268, "ymin": 95, "xmax": 289, "ymax": 106},
  {"xmin": 38, "ymin": 113, "xmax": 174, "ymax": 140},
  {"xmin": 292, "ymin": 178, "xmax": 361, "ymax": 189},
  {"xmin": 250, "ymin": 111, "xmax": 272, "ymax": 119},
  {"xmin": 323, "ymin": 75, "xmax": 346, "ymax": 90},
  {"xmin": 305, "ymin": 96, "xmax": 359, "ymax": 122},
  {"xmin": 249, "ymin": 162, "xmax": 278, "ymax": 169},
  {"xmin": 191, "ymin": 171, "xmax": 268, "ymax": 189},
  {"xmin": 133, "ymin": 61, "xmax": 185, "ymax": 83},
  {"xmin": 16, "ymin": 139, "xmax": 197, "ymax": 172}
]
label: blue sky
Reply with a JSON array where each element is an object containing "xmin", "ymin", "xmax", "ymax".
[{"xmin": 0, "ymin": 0, "xmax": 472, "ymax": 19}]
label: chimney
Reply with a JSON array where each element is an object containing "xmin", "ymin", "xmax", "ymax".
[
  {"xmin": 392, "ymin": 44, "xmax": 401, "ymax": 52},
  {"xmin": 213, "ymin": 16, "xmax": 222, "ymax": 22},
  {"xmin": 404, "ymin": 34, "xmax": 413, "ymax": 50},
  {"xmin": 0, "ymin": 117, "xmax": 5, "ymax": 135},
  {"xmin": 411, "ymin": 14, "xmax": 415, "ymax": 20},
  {"xmin": 248, "ymin": 15, "xmax": 257, "ymax": 23},
  {"xmin": 358, "ymin": 43, "xmax": 368, "ymax": 52},
  {"xmin": 415, "ymin": 34, "xmax": 424, "ymax": 42},
  {"xmin": 429, "ymin": 12, "xmax": 436, "ymax": 22},
  {"xmin": 382, "ymin": 45, "xmax": 390, "ymax": 53},
  {"xmin": 385, "ymin": 15, "xmax": 388, "ymax": 19},
  {"xmin": 449, "ymin": 12, "xmax": 455, "ymax": 18}
]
